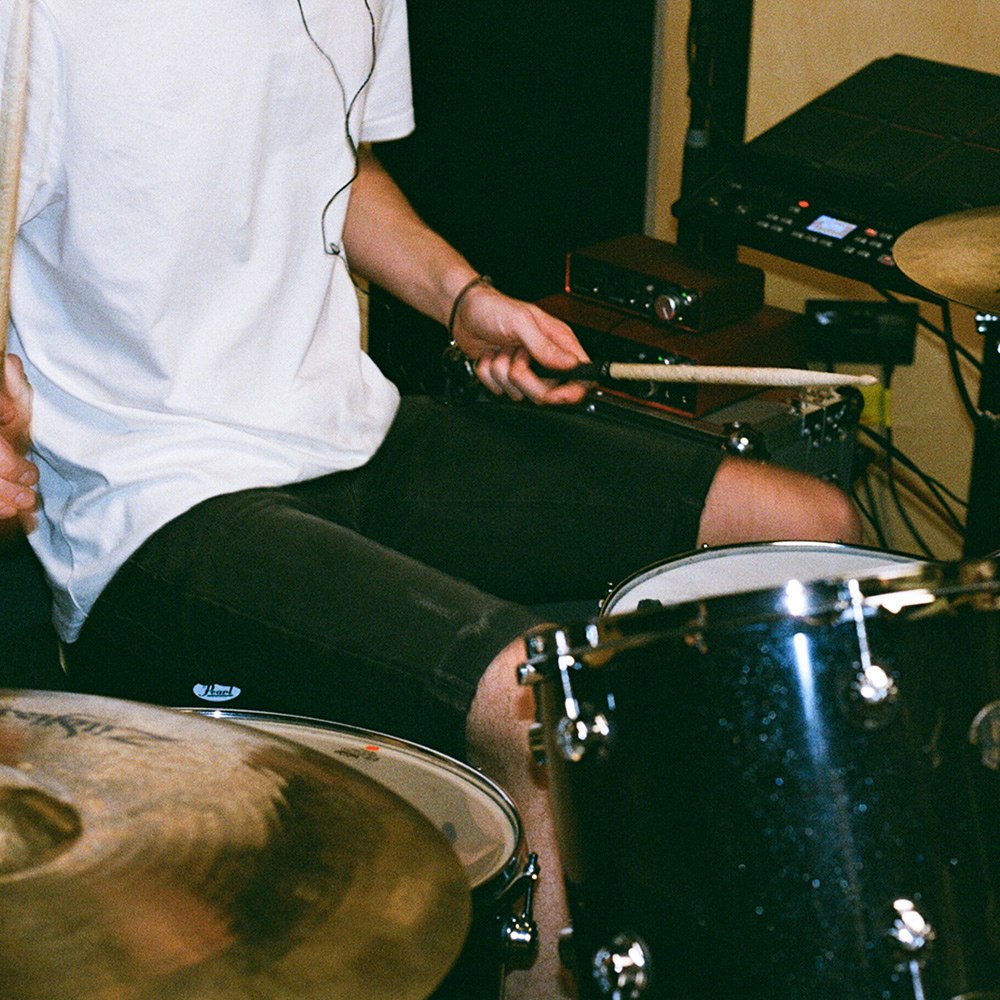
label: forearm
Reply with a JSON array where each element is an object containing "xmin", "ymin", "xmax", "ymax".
[
  {"xmin": 342, "ymin": 146, "xmax": 590, "ymax": 407},
  {"xmin": 341, "ymin": 145, "xmax": 477, "ymax": 328}
]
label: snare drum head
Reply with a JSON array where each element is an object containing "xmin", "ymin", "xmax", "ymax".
[
  {"xmin": 603, "ymin": 541, "xmax": 923, "ymax": 616},
  {"xmin": 187, "ymin": 711, "xmax": 520, "ymax": 891}
]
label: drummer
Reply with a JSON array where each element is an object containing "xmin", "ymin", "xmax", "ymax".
[{"xmin": 0, "ymin": 2, "xmax": 860, "ymax": 997}]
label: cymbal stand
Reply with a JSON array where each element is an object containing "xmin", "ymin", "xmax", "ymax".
[{"xmin": 963, "ymin": 310, "xmax": 1000, "ymax": 557}]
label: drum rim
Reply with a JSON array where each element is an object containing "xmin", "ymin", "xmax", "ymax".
[
  {"xmin": 531, "ymin": 556, "xmax": 1000, "ymax": 672},
  {"xmin": 602, "ymin": 539, "xmax": 924, "ymax": 617},
  {"xmin": 177, "ymin": 707, "xmax": 525, "ymax": 895}
]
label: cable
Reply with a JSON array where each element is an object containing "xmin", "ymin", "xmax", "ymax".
[
  {"xmin": 858, "ymin": 424, "xmax": 967, "ymax": 521},
  {"xmin": 869, "ymin": 363, "xmax": 940, "ymax": 558},
  {"xmin": 853, "ymin": 471, "xmax": 889, "ymax": 548},
  {"xmin": 881, "ymin": 426, "xmax": 937, "ymax": 558},
  {"xmin": 939, "ymin": 301, "xmax": 981, "ymax": 423},
  {"xmin": 879, "ymin": 289, "xmax": 981, "ymax": 371},
  {"xmin": 878, "ymin": 289, "xmax": 982, "ymax": 423},
  {"xmin": 857, "ymin": 424, "xmax": 967, "ymax": 547},
  {"xmin": 295, "ymin": 0, "xmax": 377, "ymax": 255}
]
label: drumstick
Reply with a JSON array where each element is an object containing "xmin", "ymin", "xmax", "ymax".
[
  {"xmin": 533, "ymin": 361, "xmax": 878, "ymax": 388},
  {"xmin": 0, "ymin": 0, "xmax": 32, "ymax": 391}
]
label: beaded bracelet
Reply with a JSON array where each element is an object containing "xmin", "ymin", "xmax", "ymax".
[{"xmin": 447, "ymin": 274, "xmax": 493, "ymax": 342}]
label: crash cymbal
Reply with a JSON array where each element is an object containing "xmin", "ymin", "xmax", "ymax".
[
  {"xmin": 892, "ymin": 205, "xmax": 1000, "ymax": 313},
  {"xmin": 0, "ymin": 690, "xmax": 471, "ymax": 1000}
]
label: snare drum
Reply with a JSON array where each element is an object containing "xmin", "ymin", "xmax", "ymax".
[
  {"xmin": 182, "ymin": 710, "xmax": 532, "ymax": 999},
  {"xmin": 602, "ymin": 540, "xmax": 923, "ymax": 616},
  {"xmin": 521, "ymin": 555, "xmax": 1000, "ymax": 999}
]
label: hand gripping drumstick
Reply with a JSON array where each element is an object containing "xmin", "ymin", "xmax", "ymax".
[
  {"xmin": 0, "ymin": 0, "xmax": 31, "ymax": 393},
  {"xmin": 532, "ymin": 361, "xmax": 878, "ymax": 388}
]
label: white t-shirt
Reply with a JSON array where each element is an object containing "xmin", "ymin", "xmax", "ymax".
[{"xmin": 4, "ymin": 0, "xmax": 415, "ymax": 640}]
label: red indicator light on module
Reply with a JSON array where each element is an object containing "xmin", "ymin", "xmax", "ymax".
[{"xmin": 797, "ymin": 200, "xmax": 810, "ymax": 209}]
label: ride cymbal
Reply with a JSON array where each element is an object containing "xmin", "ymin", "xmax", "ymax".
[
  {"xmin": 892, "ymin": 206, "xmax": 1000, "ymax": 312},
  {"xmin": 0, "ymin": 690, "xmax": 471, "ymax": 1000}
]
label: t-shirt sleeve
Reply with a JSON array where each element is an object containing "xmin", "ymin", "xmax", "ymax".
[{"xmin": 360, "ymin": 0, "xmax": 415, "ymax": 142}]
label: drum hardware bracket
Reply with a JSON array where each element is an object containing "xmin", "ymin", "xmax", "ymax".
[
  {"xmin": 591, "ymin": 932, "xmax": 652, "ymax": 999},
  {"xmin": 497, "ymin": 852, "xmax": 541, "ymax": 967},
  {"xmin": 517, "ymin": 662, "xmax": 540, "ymax": 686},
  {"xmin": 520, "ymin": 624, "xmax": 600, "ymax": 683},
  {"xmin": 886, "ymin": 898, "xmax": 936, "ymax": 1000},
  {"xmin": 558, "ymin": 926, "xmax": 576, "ymax": 977},
  {"xmin": 552, "ymin": 643, "xmax": 611, "ymax": 763},
  {"xmin": 842, "ymin": 580, "xmax": 901, "ymax": 729},
  {"xmin": 887, "ymin": 898, "xmax": 935, "ymax": 956},
  {"xmin": 517, "ymin": 636, "xmax": 567, "ymax": 694},
  {"xmin": 528, "ymin": 721, "xmax": 547, "ymax": 765},
  {"xmin": 520, "ymin": 628, "xmax": 614, "ymax": 763},
  {"xmin": 556, "ymin": 711, "xmax": 612, "ymax": 763},
  {"xmin": 722, "ymin": 420, "xmax": 766, "ymax": 458},
  {"xmin": 967, "ymin": 700, "xmax": 1000, "ymax": 771},
  {"xmin": 844, "ymin": 661, "xmax": 900, "ymax": 729}
]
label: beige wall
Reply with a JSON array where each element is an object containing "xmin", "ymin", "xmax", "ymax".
[{"xmin": 648, "ymin": 0, "xmax": 1000, "ymax": 559}]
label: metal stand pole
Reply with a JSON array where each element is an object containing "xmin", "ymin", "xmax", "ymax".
[
  {"xmin": 963, "ymin": 311, "xmax": 1000, "ymax": 558},
  {"xmin": 676, "ymin": 0, "xmax": 754, "ymax": 252}
]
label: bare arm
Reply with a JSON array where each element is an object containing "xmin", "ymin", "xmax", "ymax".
[{"xmin": 342, "ymin": 145, "xmax": 590, "ymax": 404}]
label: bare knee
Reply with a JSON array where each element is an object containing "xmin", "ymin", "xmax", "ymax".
[
  {"xmin": 698, "ymin": 456, "xmax": 861, "ymax": 547},
  {"xmin": 465, "ymin": 636, "xmax": 538, "ymax": 780},
  {"xmin": 812, "ymin": 477, "xmax": 861, "ymax": 543}
]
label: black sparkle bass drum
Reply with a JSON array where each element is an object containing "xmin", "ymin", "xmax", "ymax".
[{"xmin": 519, "ymin": 555, "xmax": 1000, "ymax": 1000}]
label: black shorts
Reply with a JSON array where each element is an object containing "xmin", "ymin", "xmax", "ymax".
[{"xmin": 65, "ymin": 396, "xmax": 722, "ymax": 759}]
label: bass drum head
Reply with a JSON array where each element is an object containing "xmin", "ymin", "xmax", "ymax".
[
  {"xmin": 602, "ymin": 540, "xmax": 924, "ymax": 616},
  {"xmin": 183, "ymin": 710, "xmax": 521, "ymax": 893}
]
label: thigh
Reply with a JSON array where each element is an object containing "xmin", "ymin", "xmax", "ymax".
[
  {"xmin": 343, "ymin": 397, "xmax": 724, "ymax": 604},
  {"xmin": 65, "ymin": 483, "xmax": 540, "ymax": 759}
]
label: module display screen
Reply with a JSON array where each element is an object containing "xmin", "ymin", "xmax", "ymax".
[{"xmin": 807, "ymin": 214, "xmax": 857, "ymax": 239}]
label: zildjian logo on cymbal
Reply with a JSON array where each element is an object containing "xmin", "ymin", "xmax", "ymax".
[{"xmin": 0, "ymin": 707, "xmax": 179, "ymax": 747}]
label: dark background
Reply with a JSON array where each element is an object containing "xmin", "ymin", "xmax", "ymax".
[{"xmin": 369, "ymin": 0, "xmax": 658, "ymax": 393}]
